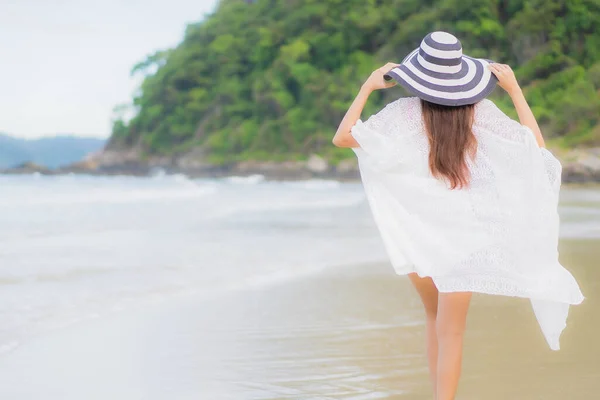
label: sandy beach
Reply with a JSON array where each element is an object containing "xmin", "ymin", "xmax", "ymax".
[
  {"xmin": 3, "ymin": 1, "xmax": 600, "ymax": 398},
  {"xmin": 0, "ymin": 237, "xmax": 597, "ymax": 399}
]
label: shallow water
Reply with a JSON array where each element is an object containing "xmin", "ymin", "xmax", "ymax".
[
  {"xmin": 0, "ymin": 173, "xmax": 379, "ymax": 352},
  {"xmin": 0, "ymin": 245, "xmax": 595, "ymax": 399},
  {"xmin": 0, "ymin": 174, "xmax": 598, "ymax": 399}
]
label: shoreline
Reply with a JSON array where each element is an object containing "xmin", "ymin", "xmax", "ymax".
[
  {"xmin": 2, "ymin": 161, "xmax": 600, "ymax": 184},
  {"xmin": 0, "ymin": 160, "xmax": 362, "ymax": 181},
  {"xmin": 3, "ymin": 146, "xmax": 600, "ymax": 182}
]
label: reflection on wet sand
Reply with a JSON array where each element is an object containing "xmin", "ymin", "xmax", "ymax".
[
  {"xmin": 0, "ymin": 240, "xmax": 596, "ymax": 399},
  {"xmin": 168, "ymin": 240, "xmax": 597, "ymax": 399}
]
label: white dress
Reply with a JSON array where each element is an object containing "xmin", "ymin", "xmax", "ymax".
[{"xmin": 350, "ymin": 96, "xmax": 584, "ymax": 350}]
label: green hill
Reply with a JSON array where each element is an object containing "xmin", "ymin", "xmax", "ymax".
[{"xmin": 109, "ymin": 0, "xmax": 600, "ymax": 166}]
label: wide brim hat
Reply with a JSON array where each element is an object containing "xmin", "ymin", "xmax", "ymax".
[{"xmin": 384, "ymin": 31, "xmax": 498, "ymax": 106}]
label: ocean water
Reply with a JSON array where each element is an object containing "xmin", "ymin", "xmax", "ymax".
[{"xmin": 0, "ymin": 174, "xmax": 598, "ymax": 354}]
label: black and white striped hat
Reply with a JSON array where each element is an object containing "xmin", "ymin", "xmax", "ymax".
[{"xmin": 384, "ymin": 31, "xmax": 498, "ymax": 106}]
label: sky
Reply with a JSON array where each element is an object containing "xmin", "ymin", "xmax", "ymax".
[{"xmin": 0, "ymin": 0, "xmax": 219, "ymax": 139}]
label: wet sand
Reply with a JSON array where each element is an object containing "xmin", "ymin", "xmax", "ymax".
[{"xmin": 0, "ymin": 239, "xmax": 597, "ymax": 399}]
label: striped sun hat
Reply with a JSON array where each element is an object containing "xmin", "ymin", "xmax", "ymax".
[{"xmin": 384, "ymin": 31, "xmax": 498, "ymax": 106}]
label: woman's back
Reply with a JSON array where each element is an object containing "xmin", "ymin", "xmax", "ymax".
[{"xmin": 350, "ymin": 96, "xmax": 582, "ymax": 350}]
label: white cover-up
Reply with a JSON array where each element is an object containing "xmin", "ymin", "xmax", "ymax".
[{"xmin": 351, "ymin": 96, "xmax": 584, "ymax": 350}]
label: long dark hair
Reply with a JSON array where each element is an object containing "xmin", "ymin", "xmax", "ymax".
[{"xmin": 421, "ymin": 99, "xmax": 476, "ymax": 190}]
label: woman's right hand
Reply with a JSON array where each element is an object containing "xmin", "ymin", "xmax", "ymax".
[
  {"xmin": 488, "ymin": 63, "xmax": 521, "ymax": 96},
  {"xmin": 362, "ymin": 62, "xmax": 401, "ymax": 92}
]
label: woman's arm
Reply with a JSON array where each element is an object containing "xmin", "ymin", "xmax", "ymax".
[
  {"xmin": 508, "ymin": 89, "xmax": 545, "ymax": 147},
  {"xmin": 488, "ymin": 63, "xmax": 545, "ymax": 148},
  {"xmin": 331, "ymin": 86, "xmax": 371, "ymax": 148},
  {"xmin": 332, "ymin": 62, "xmax": 400, "ymax": 148}
]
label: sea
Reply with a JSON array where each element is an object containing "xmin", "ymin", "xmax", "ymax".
[{"xmin": 0, "ymin": 173, "xmax": 599, "ymax": 355}]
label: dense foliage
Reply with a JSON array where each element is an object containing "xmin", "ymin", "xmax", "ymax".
[{"xmin": 110, "ymin": 0, "xmax": 600, "ymax": 164}]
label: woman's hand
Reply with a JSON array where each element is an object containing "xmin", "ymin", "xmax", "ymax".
[
  {"xmin": 488, "ymin": 63, "xmax": 521, "ymax": 96},
  {"xmin": 333, "ymin": 63, "xmax": 398, "ymax": 148},
  {"xmin": 362, "ymin": 63, "xmax": 400, "ymax": 92},
  {"xmin": 332, "ymin": 62, "xmax": 399, "ymax": 148},
  {"xmin": 489, "ymin": 63, "xmax": 545, "ymax": 147}
]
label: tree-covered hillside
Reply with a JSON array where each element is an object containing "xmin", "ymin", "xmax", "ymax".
[{"xmin": 110, "ymin": 0, "xmax": 600, "ymax": 165}]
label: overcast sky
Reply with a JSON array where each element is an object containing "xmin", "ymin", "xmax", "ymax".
[{"xmin": 0, "ymin": 0, "xmax": 218, "ymax": 139}]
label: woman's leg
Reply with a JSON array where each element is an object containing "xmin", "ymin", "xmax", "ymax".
[
  {"xmin": 407, "ymin": 273, "xmax": 439, "ymax": 396},
  {"xmin": 436, "ymin": 291, "xmax": 472, "ymax": 400}
]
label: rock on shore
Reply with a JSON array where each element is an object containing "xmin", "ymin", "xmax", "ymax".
[{"xmin": 561, "ymin": 148, "xmax": 600, "ymax": 183}]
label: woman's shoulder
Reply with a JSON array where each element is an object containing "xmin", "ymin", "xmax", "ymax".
[
  {"xmin": 474, "ymin": 98, "xmax": 518, "ymax": 126},
  {"xmin": 381, "ymin": 96, "xmax": 421, "ymax": 115},
  {"xmin": 475, "ymin": 98, "xmax": 507, "ymax": 117},
  {"xmin": 473, "ymin": 99, "xmax": 530, "ymax": 143},
  {"xmin": 366, "ymin": 97, "xmax": 421, "ymax": 129}
]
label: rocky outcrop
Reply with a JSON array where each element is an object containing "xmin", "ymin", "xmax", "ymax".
[
  {"xmin": 335, "ymin": 158, "xmax": 359, "ymax": 179},
  {"xmin": 558, "ymin": 148, "xmax": 600, "ymax": 183},
  {"xmin": 306, "ymin": 154, "xmax": 329, "ymax": 173},
  {"xmin": 87, "ymin": 148, "xmax": 152, "ymax": 176},
  {"xmin": 49, "ymin": 148, "xmax": 358, "ymax": 180}
]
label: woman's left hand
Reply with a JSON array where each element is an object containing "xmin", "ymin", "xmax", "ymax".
[{"xmin": 362, "ymin": 63, "xmax": 400, "ymax": 91}]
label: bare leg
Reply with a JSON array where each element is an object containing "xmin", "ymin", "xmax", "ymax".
[
  {"xmin": 408, "ymin": 273, "xmax": 439, "ymax": 397},
  {"xmin": 436, "ymin": 291, "xmax": 472, "ymax": 400}
]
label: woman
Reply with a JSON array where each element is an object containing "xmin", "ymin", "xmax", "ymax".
[{"xmin": 332, "ymin": 32, "xmax": 584, "ymax": 400}]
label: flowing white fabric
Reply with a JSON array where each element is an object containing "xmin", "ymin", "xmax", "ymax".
[{"xmin": 351, "ymin": 97, "xmax": 584, "ymax": 350}]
